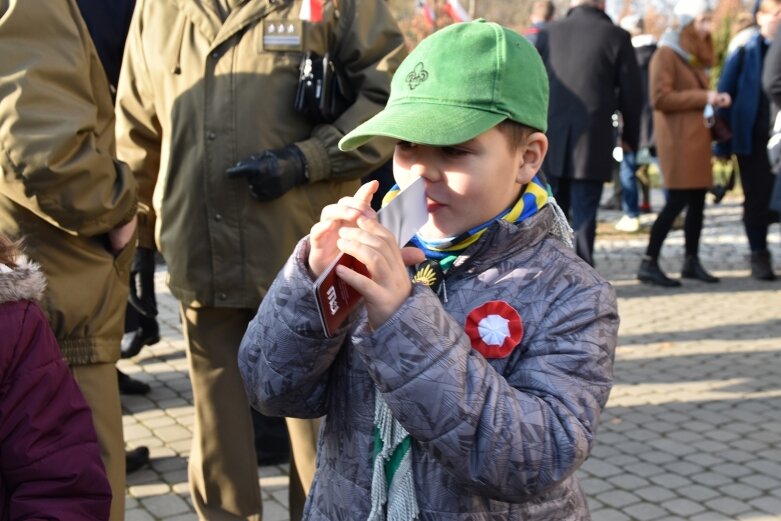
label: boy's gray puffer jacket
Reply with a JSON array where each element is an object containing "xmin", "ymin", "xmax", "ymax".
[{"xmin": 239, "ymin": 206, "xmax": 618, "ymax": 520}]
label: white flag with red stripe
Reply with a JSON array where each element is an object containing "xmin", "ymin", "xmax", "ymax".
[
  {"xmin": 299, "ymin": 0, "xmax": 323, "ymax": 22},
  {"xmin": 445, "ymin": 0, "xmax": 471, "ymax": 22}
]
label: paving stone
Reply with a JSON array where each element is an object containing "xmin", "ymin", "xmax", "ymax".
[
  {"xmin": 161, "ymin": 514, "xmax": 198, "ymax": 521},
  {"xmin": 588, "ymin": 509, "xmax": 631, "ymax": 521},
  {"xmin": 635, "ymin": 486, "xmax": 676, "ymax": 503},
  {"xmin": 608, "ymin": 474, "xmax": 650, "ymax": 491},
  {"xmin": 718, "ymin": 483, "xmax": 763, "ymax": 501},
  {"xmin": 711, "ymin": 462, "xmax": 753, "ymax": 479},
  {"xmin": 581, "ymin": 459, "xmax": 623, "ymax": 478},
  {"xmin": 677, "ymin": 484, "xmax": 720, "ymax": 502},
  {"xmin": 749, "ymin": 496, "xmax": 781, "ymax": 515},
  {"xmin": 128, "ymin": 482, "xmax": 171, "ymax": 498},
  {"xmin": 705, "ymin": 496, "xmax": 752, "ymax": 516},
  {"xmin": 261, "ymin": 500, "xmax": 289, "ymax": 521},
  {"xmin": 648, "ymin": 473, "xmax": 691, "ymax": 489},
  {"xmin": 739, "ymin": 474, "xmax": 781, "ymax": 492},
  {"xmin": 125, "ymin": 509, "xmax": 154, "ymax": 521},
  {"xmin": 597, "ymin": 490, "xmax": 641, "ymax": 509},
  {"xmin": 140, "ymin": 494, "xmax": 190, "ymax": 517},
  {"xmin": 660, "ymin": 497, "xmax": 706, "ymax": 517},
  {"xmin": 689, "ymin": 511, "xmax": 736, "ymax": 521},
  {"xmin": 622, "ymin": 501, "xmax": 669, "ymax": 521},
  {"xmin": 663, "ymin": 461, "xmax": 703, "ymax": 476}
]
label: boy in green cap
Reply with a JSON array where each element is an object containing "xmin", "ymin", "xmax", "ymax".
[{"xmin": 239, "ymin": 20, "xmax": 618, "ymax": 521}]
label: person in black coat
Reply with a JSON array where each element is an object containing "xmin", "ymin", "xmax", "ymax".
[
  {"xmin": 764, "ymin": 23, "xmax": 781, "ymax": 213},
  {"xmin": 536, "ymin": 0, "xmax": 642, "ymax": 266}
]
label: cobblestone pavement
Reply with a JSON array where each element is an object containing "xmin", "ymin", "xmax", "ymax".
[{"xmin": 120, "ymin": 193, "xmax": 781, "ymax": 521}]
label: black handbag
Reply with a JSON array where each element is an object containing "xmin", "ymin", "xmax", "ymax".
[
  {"xmin": 706, "ymin": 112, "xmax": 733, "ymax": 144},
  {"xmin": 294, "ymin": 51, "xmax": 353, "ymax": 123}
]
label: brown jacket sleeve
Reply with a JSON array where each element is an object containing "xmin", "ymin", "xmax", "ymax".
[
  {"xmin": 0, "ymin": 0, "xmax": 137, "ymax": 237},
  {"xmin": 115, "ymin": 0, "xmax": 161, "ymax": 249}
]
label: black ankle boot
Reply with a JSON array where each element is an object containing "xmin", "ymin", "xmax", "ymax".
[
  {"xmin": 681, "ymin": 255, "xmax": 719, "ymax": 283},
  {"xmin": 750, "ymin": 250, "xmax": 776, "ymax": 281},
  {"xmin": 638, "ymin": 256, "xmax": 681, "ymax": 287},
  {"xmin": 121, "ymin": 319, "xmax": 160, "ymax": 359},
  {"xmin": 126, "ymin": 446, "xmax": 150, "ymax": 474}
]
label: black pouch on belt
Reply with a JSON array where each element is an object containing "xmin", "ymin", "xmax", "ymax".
[{"xmin": 294, "ymin": 51, "xmax": 353, "ymax": 124}]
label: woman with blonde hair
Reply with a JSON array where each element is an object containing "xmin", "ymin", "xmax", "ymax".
[{"xmin": 637, "ymin": 0, "xmax": 732, "ymax": 287}]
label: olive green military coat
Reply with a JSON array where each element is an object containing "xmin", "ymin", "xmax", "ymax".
[
  {"xmin": 115, "ymin": 0, "xmax": 406, "ymax": 309},
  {"xmin": 0, "ymin": 0, "xmax": 138, "ymax": 365}
]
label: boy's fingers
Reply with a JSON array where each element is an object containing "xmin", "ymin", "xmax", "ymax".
[
  {"xmin": 335, "ymin": 262, "xmax": 374, "ymax": 296},
  {"xmin": 320, "ymin": 198, "xmax": 377, "ymax": 223},
  {"xmin": 310, "ymin": 219, "xmax": 337, "ymax": 240},
  {"xmin": 354, "ymin": 180, "xmax": 379, "ymax": 205}
]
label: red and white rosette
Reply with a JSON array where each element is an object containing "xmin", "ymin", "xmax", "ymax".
[{"xmin": 464, "ymin": 300, "xmax": 523, "ymax": 359}]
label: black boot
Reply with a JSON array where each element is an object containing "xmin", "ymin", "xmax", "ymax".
[
  {"xmin": 638, "ymin": 256, "xmax": 681, "ymax": 287},
  {"xmin": 126, "ymin": 446, "xmax": 150, "ymax": 474},
  {"xmin": 750, "ymin": 250, "xmax": 776, "ymax": 281},
  {"xmin": 681, "ymin": 255, "xmax": 719, "ymax": 283},
  {"xmin": 121, "ymin": 317, "xmax": 160, "ymax": 359},
  {"xmin": 118, "ymin": 368, "xmax": 151, "ymax": 395}
]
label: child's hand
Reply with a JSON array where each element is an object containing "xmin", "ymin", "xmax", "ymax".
[
  {"xmin": 308, "ymin": 181, "xmax": 378, "ymax": 278},
  {"xmin": 335, "ymin": 215, "xmax": 425, "ymax": 330}
]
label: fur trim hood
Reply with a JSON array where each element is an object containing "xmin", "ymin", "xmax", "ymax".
[{"xmin": 0, "ymin": 257, "xmax": 47, "ymax": 304}]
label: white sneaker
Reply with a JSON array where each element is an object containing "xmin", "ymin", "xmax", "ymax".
[{"xmin": 615, "ymin": 215, "xmax": 641, "ymax": 233}]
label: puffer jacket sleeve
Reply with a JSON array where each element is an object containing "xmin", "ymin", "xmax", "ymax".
[
  {"xmin": 238, "ymin": 238, "xmax": 352, "ymax": 418},
  {"xmin": 0, "ymin": 302, "xmax": 111, "ymax": 520},
  {"xmin": 352, "ymin": 275, "xmax": 618, "ymax": 502},
  {"xmin": 293, "ymin": 0, "xmax": 407, "ymax": 183},
  {"xmin": 0, "ymin": 0, "xmax": 137, "ymax": 238},
  {"xmin": 115, "ymin": 0, "xmax": 162, "ymax": 250},
  {"xmin": 650, "ymin": 47, "xmax": 710, "ymax": 113}
]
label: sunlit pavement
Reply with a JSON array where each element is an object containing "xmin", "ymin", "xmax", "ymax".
[{"xmin": 120, "ymin": 192, "xmax": 781, "ymax": 521}]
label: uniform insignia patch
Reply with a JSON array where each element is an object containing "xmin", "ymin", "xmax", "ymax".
[{"xmin": 262, "ymin": 19, "xmax": 303, "ymax": 51}]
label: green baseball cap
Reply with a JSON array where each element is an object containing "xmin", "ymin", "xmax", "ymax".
[{"xmin": 339, "ymin": 19, "xmax": 549, "ymax": 151}]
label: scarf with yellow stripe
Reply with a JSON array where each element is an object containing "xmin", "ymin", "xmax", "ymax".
[{"xmin": 368, "ymin": 174, "xmax": 549, "ymax": 521}]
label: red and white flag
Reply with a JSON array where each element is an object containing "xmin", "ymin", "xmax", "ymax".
[
  {"xmin": 416, "ymin": 0, "xmax": 436, "ymax": 28},
  {"xmin": 299, "ymin": 0, "xmax": 323, "ymax": 22},
  {"xmin": 444, "ymin": 0, "xmax": 471, "ymax": 22}
]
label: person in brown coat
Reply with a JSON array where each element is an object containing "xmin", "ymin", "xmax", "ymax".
[{"xmin": 637, "ymin": 0, "xmax": 732, "ymax": 287}]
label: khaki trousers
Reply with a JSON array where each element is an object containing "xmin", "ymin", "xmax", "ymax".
[
  {"xmin": 71, "ymin": 362, "xmax": 125, "ymax": 521},
  {"xmin": 181, "ymin": 306, "xmax": 320, "ymax": 520},
  {"xmin": 286, "ymin": 417, "xmax": 321, "ymax": 521},
  {"xmin": 181, "ymin": 306, "xmax": 262, "ymax": 520}
]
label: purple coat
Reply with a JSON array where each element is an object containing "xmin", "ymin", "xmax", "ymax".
[{"xmin": 0, "ymin": 261, "xmax": 111, "ymax": 521}]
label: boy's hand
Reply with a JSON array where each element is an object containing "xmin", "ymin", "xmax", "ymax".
[
  {"xmin": 308, "ymin": 181, "xmax": 378, "ymax": 278},
  {"xmin": 335, "ymin": 216, "xmax": 425, "ymax": 330}
]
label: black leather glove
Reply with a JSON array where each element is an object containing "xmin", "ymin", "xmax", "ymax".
[
  {"xmin": 128, "ymin": 247, "xmax": 158, "ymax": 318},
  {"xmin": 226, "ymin": 145, "xmax": 307, "ymax": 202}
]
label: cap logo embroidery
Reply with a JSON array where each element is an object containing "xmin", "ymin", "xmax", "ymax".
[{"xmin": 406, "ymin": 62, "xmax": 429, "ymax": 90}]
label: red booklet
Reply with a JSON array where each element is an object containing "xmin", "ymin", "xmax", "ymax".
[{"xmin": 312, "ymin": 178, "xmax": 427, "ymax": 337}]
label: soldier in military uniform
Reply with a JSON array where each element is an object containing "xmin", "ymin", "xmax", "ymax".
[{"xmin": 115, "ymin": 0, "xmax": 406, "ymax": 518}]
